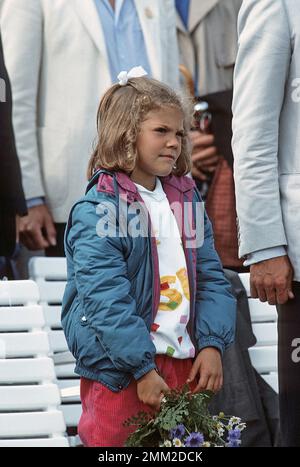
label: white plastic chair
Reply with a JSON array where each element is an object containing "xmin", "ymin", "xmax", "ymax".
[
  {"xmin": 0, "ymin": 280, "xmax": 69, "ymax": 447},
  {"xmin": 0, "ymin": 279, "xmax": 39, "ymax": 306},
  {"xmin": 239, "ymin": 273, "xmax": 278, "ymax": 392},
  {"xmin": 29, "ymin": 258, "xmax": 81, "ymax": 429}
]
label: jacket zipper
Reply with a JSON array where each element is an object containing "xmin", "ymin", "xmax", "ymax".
[
  {"xmin": 182, "ymin": 193, "xmax": 196, "ymax": 348},
  {"xmin": 149, "ymin": 216, "xmax": 160, "ymax": 324}
]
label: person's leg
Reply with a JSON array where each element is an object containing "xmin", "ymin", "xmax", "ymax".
[
  {"xmin": 277, "ymin": 282, "xmax": 300, "ymax": 447},
  {"xmin": 79, "ymin": 376, "xmax": 157, "ymax": 447},
  {"xmin": 45, "ymin": 223, "xmax": 66, "ymax": 257},
  {"xmin": 0, "ymin": 245, "xmax": 22, "ymax": 279},
  {"xmin": 78, "ymin": 357, "xmax": 194, "ymax": 447},
  {"xmin": 0, "ymin": 256, "xmax": 7, "ymax": 279}
]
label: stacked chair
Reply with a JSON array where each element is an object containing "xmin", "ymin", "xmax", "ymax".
[
  {"xmin": 0, "ymin": 280, "xmax": 69, "ymax": 446},
  {"xmin": 28, "ymin": 258, "xmax": 82, "ymax": 438},
  {"xmin": 239, "ymin": 273, "xmax": 278, "ymax": 392}
]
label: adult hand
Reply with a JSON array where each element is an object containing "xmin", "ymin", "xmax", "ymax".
[
  {"xmin": 189, "ymin": 131, "xmax": 220, "ymax": 181},
  {"xmin": 187, "ymin": 347, "xmax": 223, "ymax": 394},
  {"xmin": 19, "ymin": 205, "xmax": 57, "ymax": 250},
  {"xmin": 137, "ymin": 369, "xmax": 170, "ymax": 411},
  {"xmin": 250, "ymin": 255, "xmax": 294, "ymax": 305}
]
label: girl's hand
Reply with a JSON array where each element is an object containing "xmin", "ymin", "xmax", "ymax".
[
  {"xmin": 137, "ymin": 369, "xmax": 170, "ymax": 411},
  {"xmin": 187, "ymin": 347, "xmax": 223, "ymax": 394}
]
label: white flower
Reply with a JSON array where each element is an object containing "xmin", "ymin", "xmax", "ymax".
[
  {"xmin": 229, "ymin": 416, "xmax": 241, "ymax": 425},
  {"xmin": 173, "ymin": 438, "xmax": 183, "ymax": 447},
  {"xmin": 202, "ymin": 442, "xmax": 211, "ymax": 447},
  {"xmin": 164, "ymin": 440, "xmax": 172, "ymax": 447},
  {"xmin": 216, "ymin": 422, "xmax": 225, "ymax": 437},
  {"xmin": 236, "ymin": 423, "xmax": 247, "ymax": 431}
]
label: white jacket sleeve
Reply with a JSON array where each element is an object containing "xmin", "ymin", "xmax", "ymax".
[
  {"xmin": 232, "ymin": 0, "xmax": 291, "ymax": 257},
  {"xmin": 1, "ymin": 0, "xmax": 45, "ymax": 199}
]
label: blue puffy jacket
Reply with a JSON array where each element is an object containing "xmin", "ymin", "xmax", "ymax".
[{"xmin": 61, "ymin": 170, "xmax": 236, "ymax": 392}]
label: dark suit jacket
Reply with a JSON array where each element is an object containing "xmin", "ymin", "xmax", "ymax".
[
  {"xmin": 0, "ymin": 31, "xmax": 26, "ymax": 256},
  {"xmin": 209, "ymin": 269, "xmax": 280, "ymax": 446}
]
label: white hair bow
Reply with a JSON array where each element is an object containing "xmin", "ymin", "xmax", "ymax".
[{"xmin": 117, "ymin": 66, "xmax": 148, "ymax": 86}]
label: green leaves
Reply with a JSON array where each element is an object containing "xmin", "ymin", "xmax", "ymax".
[
  {"xmin": 123, "ymin": 385, "xmax": 238, "ymax": 447},
  {"xmin": 155, "ymin": 401, "xmax": 188, "ymax": 432}
]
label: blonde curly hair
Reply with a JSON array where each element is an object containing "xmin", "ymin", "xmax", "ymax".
[{"xmin": 87, "ymin": 77, "xmax": 193, "ymax": 179}]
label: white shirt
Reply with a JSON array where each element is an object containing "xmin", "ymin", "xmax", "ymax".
[{"xmin": 135, "ymin": 178, "xmax": 195, "ymax": 359}]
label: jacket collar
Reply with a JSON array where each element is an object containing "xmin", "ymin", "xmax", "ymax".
[
  {"xmin": 177, "ymin": 0, "xmax": 220, "ymax": 33},
  {"xmin": 161, "ymin": 174, "xmax": 195, "ymax": 193},
  {"xmin": 72, "ymin": 0, "xmax": 108, "ymax": 59},
  {"xmin": 91, "ymin": 170, "xmax": 195, "ymax": 196},
  {"xmin": 116, "ymin": 171, "xmax": 195, "ymax": 194}
]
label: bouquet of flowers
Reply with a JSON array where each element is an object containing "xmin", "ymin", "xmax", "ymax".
[{"xmin": 123, "ymin": 385, "xmax": 246, "ymax": 447}]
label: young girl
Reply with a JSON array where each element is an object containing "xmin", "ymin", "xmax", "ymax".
[{"xmin": 61, "ymin": 69, "xmax": 236, "ymax": 447}]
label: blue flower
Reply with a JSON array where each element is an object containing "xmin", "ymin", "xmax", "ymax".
[
  {"xmin": 169, "ymin": 424, "xmax": 186, "ymax": 440},
  {"xmin": 184, "ymin": 432, "xmax": 204, "ymax": 447},
  {"xmin": 226, "ymin": 439, "xmax": 241, "ymax": 447},
  {"xmin": 226, "ymin": 428, "xmax": 241, "ymax": 447},
  {"xmin": 227, "ymin": 428, "xmax": 241, "ymax": 441}
]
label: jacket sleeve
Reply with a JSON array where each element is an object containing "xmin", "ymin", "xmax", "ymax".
[
  {"xmin": 232, "ymin": 0, "xmax": 291, "ymax": 257},
  {"xmin": 1, "ymin": 0, "xmax": 45, "ymax": 200},
  {"xmin": 67, "ymin": 200, "xmax": 157, "ymax": 381},
  {"xmin": 195, "ymin": 208, "xmax": 236, "ymax": 355}
]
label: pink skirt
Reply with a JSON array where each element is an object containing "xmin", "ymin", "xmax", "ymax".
[{"xmin": 78, "ymin": 355, "xmax": 194, "ymax": 447}]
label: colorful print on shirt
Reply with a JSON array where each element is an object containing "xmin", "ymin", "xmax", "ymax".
[{"xmin": 134, "ymin": 179, "xmax": 195, "ymax": 359}]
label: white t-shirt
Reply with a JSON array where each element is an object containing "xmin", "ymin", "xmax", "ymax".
[{"xmin": 134, "ymin": 178, "xmax": 195, "ymax": 359}]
